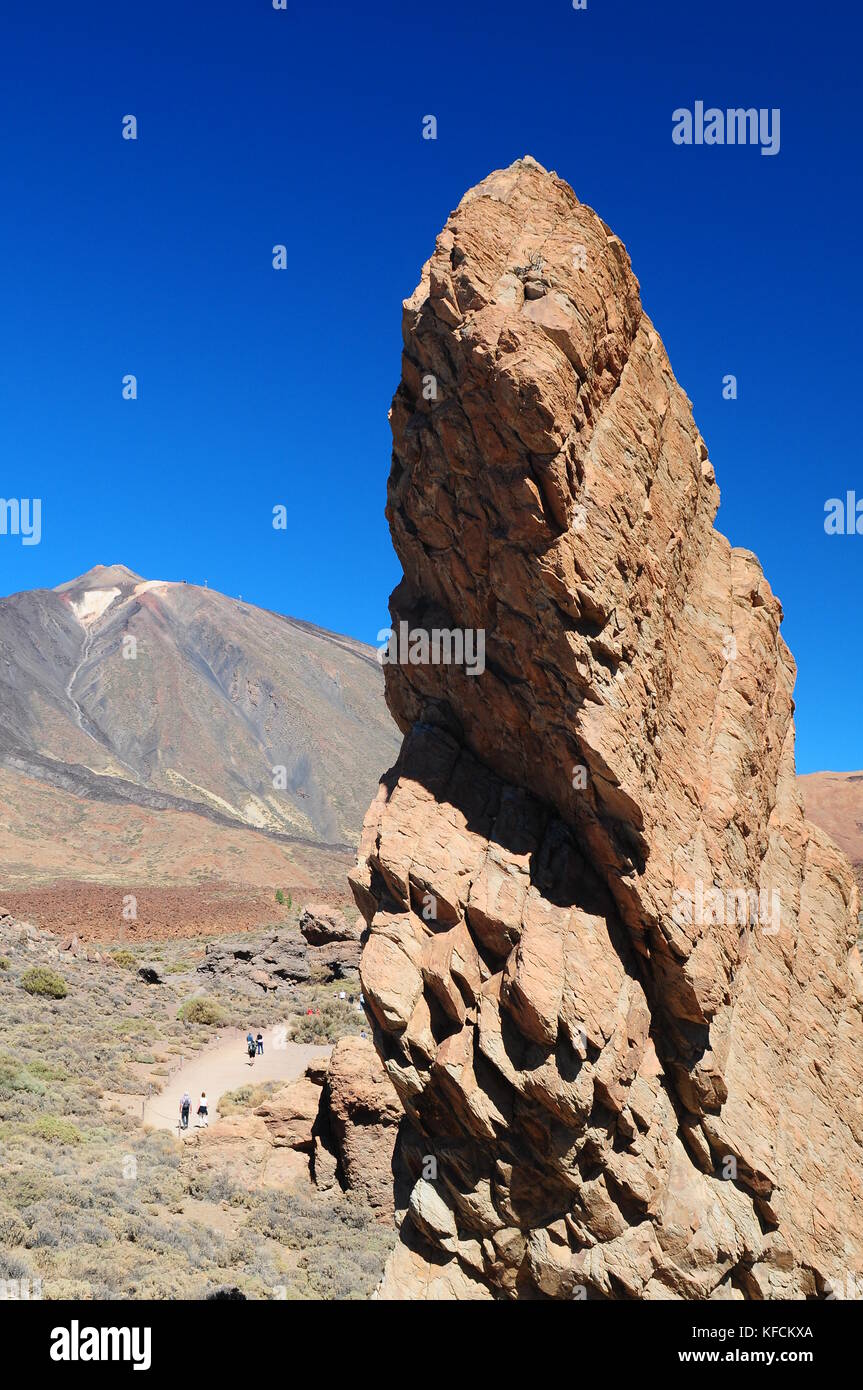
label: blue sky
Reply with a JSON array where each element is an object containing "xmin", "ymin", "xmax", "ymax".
[{"xmin": 0, "ymin": 0, "xmax": 859, "ymax": 772}]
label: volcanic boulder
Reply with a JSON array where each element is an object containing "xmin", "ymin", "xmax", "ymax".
[
  {"xmin": 298, "ymin": 903, "xmax": 361, "ymax": 945},
  {"xmin": 351, "ymin": 157, "xmax": 863, "ymax": 1299},
  {"xmin": 299, "ymin": 903, "xmax": 363, "ymax": 978}
]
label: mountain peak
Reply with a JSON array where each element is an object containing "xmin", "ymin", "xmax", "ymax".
[
  {"xmin": 0, "ymin": 564, "xmax": 399, "ymax": 852},
  {"xmin": 54, "ymin": 564, "xmax": 144, "ymax": 593}
]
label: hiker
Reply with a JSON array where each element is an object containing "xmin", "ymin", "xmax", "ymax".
[
  {"xmin": 246, "ymin": 1030, "xmax": 254, "ymax": 1049},
  {"xmin": 247, "ymin": 1036, "xmax": 256, "ymax": 1064},
  {"xmin": 256, "ymin": 1032, "xmax": 263, "ymax": 1056},
  {"xmin": 197, "ymin": 1092, "xmax": 209, "ymax": 1126},
  {"xmin": 180, "ymin": 1092, "xmax": 191, "ymax": 1130}
]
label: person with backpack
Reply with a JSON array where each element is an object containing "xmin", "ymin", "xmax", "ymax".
[
  {"xmin": 180, "ymin": 1092, "xmax": 191, "ymax": 1130},
  {"xmin": 247, "ymin": 1036, "xmax": 256, "ymax": 1064}
]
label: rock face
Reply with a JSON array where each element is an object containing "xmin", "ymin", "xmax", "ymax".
[
  {"xmin": 256, "ymin": 1076, "xmax": 322, "ymax": 1151},
  {"xmin": 298, "ymin": 904, "xmax": 363, "ymax": 976},
  {"xmin": 199, "ymin": 934, "xmax": 312, "ymax": 989},
  {"xmin": 350, "ymin": 158, "xmax": 863, "ymax": 1299},
  {"xmin": 323, "ymin": 1036, "xmax": 403, "ymax": 1212},
  {"xmin": 186, "ymin": 1110, "xmax": 313, "ymax": 1190},
  {"xmin": 197, "ymin": 922, "xmax": 362, "ymax": 994},
  {"xmin": 254, "ymin": 1039, "xmax": 402, "ymax": 1214}
]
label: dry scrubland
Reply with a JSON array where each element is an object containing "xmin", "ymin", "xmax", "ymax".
[{"xmin": 0, "ymin": 912, "xmax": 391, "ymax": 1299}]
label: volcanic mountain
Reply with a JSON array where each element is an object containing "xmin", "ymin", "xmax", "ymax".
[{"xmin": 0, "ymin": 565, "xmax": 399, "ymax": 929}]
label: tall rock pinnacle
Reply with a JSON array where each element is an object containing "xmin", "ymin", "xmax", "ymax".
[{"xmin": 351, "ymin": 157, "xmax": 863, "ymax": 1298}]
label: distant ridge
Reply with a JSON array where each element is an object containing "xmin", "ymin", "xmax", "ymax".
[{"xmin": 799, "ymin": 769, "xmax": 863, "ymax": 888}]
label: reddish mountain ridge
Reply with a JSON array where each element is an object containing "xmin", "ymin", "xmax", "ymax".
[{"xmin": 799, "ymin": 770, "xmax": 863, "ymax": 889}]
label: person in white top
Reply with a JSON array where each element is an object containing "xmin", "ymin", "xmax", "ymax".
[{"xmin": 197, "ymin": 1092, "xmax": 209, "ymax": 1126}]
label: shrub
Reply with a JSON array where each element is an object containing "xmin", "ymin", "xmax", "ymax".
[
  {"xmin": 0, "ymin": 1054, "xmax": 46, "ymax": 1098},
  {"xmin": 177, "ymin": 998, "xmax": 227, "ymax": 1026},
  {"xmin": 0, "ymin": 957, "xmax": 10, "ymax": 970},
  {"xmin": 20, "ymin": 967, "xmax": 67, "ymax": 999},
  {"xmin": 291, "ymin": 1000, "xmax": 363, "ymax": 1044},
  {"xmin": 25, "ymin": 1059, "xmax": 69, "ymax": 1082},
  {"xmin": 0, "ymin": 1250, "xmax": 34, "ymax": 1282},
  {"xmin": 0, "ymin": 1206, "xmax": 27, "ymax": 1246},
  {"xmin": 218, "ymin": 1081, "xmax": 280, "ymax": 1116},
  {"xmin": 32, "ymin": 1116, "xmax": 83, "ymax": 1145},
  {"xmin": 275, "ymin": 889, "xmax": 285, "ymax": 905},
  {"xmin": 110, "ymin": 950, "xmax": 137, "ymax": 970}
]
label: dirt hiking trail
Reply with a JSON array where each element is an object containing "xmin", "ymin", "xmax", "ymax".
[{"xmin": 142, "ymin": 1027, "xmax": 331, "ymax": 1133}]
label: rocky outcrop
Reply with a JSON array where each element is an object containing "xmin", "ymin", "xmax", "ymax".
[
  {"xmin": 299, "ymin": 903, "xmax": 361, "ymax": 945},
  {"xmin": 185, "ymin": 1111, "xmax": 313, "ymax": 1190},
  {"xmin": 197, "ymin": 922, "xmax": 361, "ymax": 994},
  {"xmin": 351, "ymin": 158, "xmax": 863, "ymax": 1299},
  {"xmin": 252, "ymin": 1038, "xmax": 402, "ymax": 1215},
  {"xmin": 199, "ymin": 934, "xmax": 311, "ymax": 989},
  {"xmin": 256, "ymin": 1076, "xmax": 322, "ymax": 1151},
  {"xmin": 299, "ymin": 904, "xmax": 363, "ymax": 977},
  {"xmin": 323, "ymin": 1036, "xmax": 403, "ymax": 1212}
]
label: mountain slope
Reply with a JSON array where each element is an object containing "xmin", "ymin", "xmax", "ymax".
[
  {"xmin": 0, "ymin": 564, "xmax": 399, "ymax": 850},
  {"xmin": 799, "ymin": 770, "xmax": 863, "ymax": 888}
]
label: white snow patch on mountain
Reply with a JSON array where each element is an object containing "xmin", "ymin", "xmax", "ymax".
[
  {"xmin": 133, "ymin": 580, "xmax": 176, "ymax": 596},
  {"xmin": 70, "ymin": 588, "xmax": 121, "ymax": 627}
]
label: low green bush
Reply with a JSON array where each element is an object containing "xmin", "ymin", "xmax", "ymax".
[
  {"xmin": 31, "ymin": 1115, "xmax": 83, "ymax": 1145},
  {"xmin": 110, "ymin": 950, "xmax": 137, "ymax": 970},
  {"xmin": 0, "ymin": 1054, "xmax": 47, "ymax": 1098},
  {"xmin": 20, "ymin": 967, "xmax": 67, "ymax": 999},
  {"xmin": 218, "ymin": 1080, "xmax": 281, "ymax": 1116},
  {"xmin": 291, "ymin": 1000, "xmax": 363, "ymax": 1044},
  {"xmin": 177, "ymin": 997, "xmax": 227, "ymax": 1026}
]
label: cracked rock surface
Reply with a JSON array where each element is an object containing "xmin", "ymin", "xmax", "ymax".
[{"xmin": 351, "ymin": 157, "xmax": 863, "ymax": 1299}]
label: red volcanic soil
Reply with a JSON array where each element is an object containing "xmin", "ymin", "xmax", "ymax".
[
  {"xmin": 0, "ymin": 768, "xmax": 357, "ymax": 940},
  {"xmin": 0, "ymin": 879, "xmax": 352, "ymax": 942}
]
